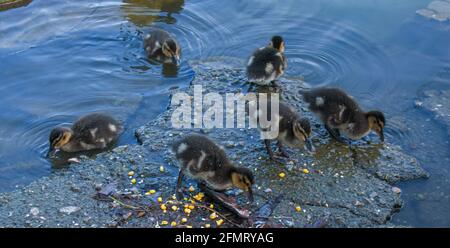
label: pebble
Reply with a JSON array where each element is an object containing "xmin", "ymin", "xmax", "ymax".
[
  {"xmin": 30, "ymin": 207, "xmax": 40, "ymax": 216},
  {"xmin": 392, "ymin": 187, "xmax": 402, "ymax": 194},
  {"xmin": 70, "ymin": 185, "xmax": 82, "ymax": 193},
  {"xmin": 59, "ymin": 206, "xmax": 81, "ymax": 215}
]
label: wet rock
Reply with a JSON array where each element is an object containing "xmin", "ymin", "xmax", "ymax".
[
  {"xmin": 417, "ymin": 1, "xmax": 450, "ymax": 22},
  {"xmin": 0, "ymin": 57, "xmax": 427, "ymax": 228},
  {"xmin": 419, "ymin": 89, "xmax": 450, "ymax": 135}
]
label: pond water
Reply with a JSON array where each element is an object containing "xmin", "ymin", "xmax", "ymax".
[{"xmin": 0, "ymin": 0, "xmax": 449, "ymax": 227}]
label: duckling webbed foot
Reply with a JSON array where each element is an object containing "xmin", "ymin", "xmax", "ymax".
[{"xmin": 325, "ymin": 124, "xmax": 346, "ymax": 144}]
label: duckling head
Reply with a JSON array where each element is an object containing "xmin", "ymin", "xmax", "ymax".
[
  {"xmin": 230, "ymin": 167, "xmax": 255, "ymax": 202},
  {"xmin": 269, "ymin": 35, "xmax": 285, "ymax": 53},
  {"xmin": 366, "ymin": 111, "xmax": 385, "ymax": 142},
  {"xmin": 47, "ymin": 127, "xmax": 73, "ymax": 156},
  {"xmin": 292, "ymin": 118, "xmax": 315, "ymax": 152},
  {"xmin": 162, "ymin": 39, "xmax": 181, "ymax": 65}
]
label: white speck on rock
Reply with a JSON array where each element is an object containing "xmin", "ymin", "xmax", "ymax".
[
  {"xmin": 59, "ymin": 206, "xmax": 81, "ymax": 215},
  {"xmin": 30, "ymin": 207, "xmax": 40, "ymax": 216}
]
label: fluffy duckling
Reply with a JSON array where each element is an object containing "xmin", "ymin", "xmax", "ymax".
[
  {"xmin": 48, "ymin": 113, "xmax": 122, "ymax": 156},
  {"xmin": 302, "ymin": 87, "xmax": 385, "ymax": 143},
  {"xmin": 251, "ymin": 101, "xmax": 314, "ymax": 160},
  {"xmin": 172, "ymin": 134, "xmax": 254, "ymax": 202},
  {"xmin": 246, "ymin": 35, "xmax": 287, "ymax": 86},
  {"xmin": 144, "ymin": 29, "xmax": 181, "ymax": 65}
]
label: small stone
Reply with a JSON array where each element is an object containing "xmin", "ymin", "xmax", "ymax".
[
  {"xmin": 264, "ymin": 188, "xmax": 272, "ymax": 193},
  {"xmin": 67, "ymin": 158, "xmax": 80, "ymax": 163},
  {"xmin": 369, "ymin": 192, "xmax": 378, "ymax": 199},
  {"xmin": 30, "ymin": 207, "xmax": 40, "ymax": 216},
  {"xmin": 59, "ymin": 206, "xmax": 81, "ymax": 215},
  {"xmin": 70, "ymin": 185, "xmax": 81, "ymax": 193},
  {"xmin": 392, "ymin": 187, "xmax": 401, "ymax": 194},
  {"xmin": 354, "ymin": 201, "xmax": 364, "ymax": 207}
]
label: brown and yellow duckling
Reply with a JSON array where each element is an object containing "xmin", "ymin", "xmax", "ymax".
[
  {"xmin": 172, "ymin": 134, "xmax": 254, "ymax": 202},
  {"xmin": 251, "ymin": 101, "xmax": 314, "ymax": 160},
  {"xmin": 48, "ymin": 113, "xmax": 122, "ymax": 156},
  {"xmin": 302, "ymin": 87, "xmax": 385, "ymax": 143},
  {"xmin": 246, "ymin": 35, "xmax": 287, "ymax": 86},
  {"xmin": 144, "ymin": 29, "xmax": 181, "ymax": 65}
]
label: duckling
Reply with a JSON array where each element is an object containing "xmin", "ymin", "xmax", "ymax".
[
  {"xmin": 48, "ymin": 113, "xmax": 122, "ymax": 156},
  {"xmin": 246, "ymin": 35, "xmax": 287, "ymax": 86},
  {"xmin": 301, "ymin": 87, "xmax": 385, "ymax": 143},
  {"xmin": 172, "ymin": 134, "xmax": 254, "ymax": 202},
  {"xmin": 144, "ymin": 29, "xmax": 181, "ymax": 65},
  {"xmin": 251, "ymin": 101, "xmax": 314, "ymax": 160}
]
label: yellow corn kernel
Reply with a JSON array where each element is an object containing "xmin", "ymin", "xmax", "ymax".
[
  {"xmin": 171, "ymin": 221, "xmax": 177, "ymax": 227},
  {"xmin": 159, "ymin": 166, "xmax": 165, "ymax": 172},
  {"xmin": 128, "ymin": 171, "xmax": 135, "ymax": 176},
  {"xmin": 278, "ymin": 172, "xmax": 286, "ymax": 178},
  {"xmin": 160, "ymin": 204, "xmax": 167, "ymax": 211},
  {"xmin": 184, "ymin": 208, "xmax": 191, "ymax": 214},
  {"xmin": 184, "ymin": 203, "xmax": 189, "ymax": 208},
  {"xmin": 171, "ymin": 206, "xmax": 178, "ymax": 211},
  {"xmin": 209, "ymin": 204, "xmax": 214, "ymax": 209},
  {"xmin": 198, "ymin": 192, "xmax": 205, "ymax": 197},
  {"xmin": 188, "ymin": 205, "xmax": 195, "ymax": 210},
  {"xmin": 209, "ymin": 212, "xmax": 217, "ymax": 220},
  {"xmin": 295, "ymin": 206, "xmax": 302, "ymax": 212},
  {"xmin": 188, "ymin": 186, "xmax": 195, "ymax": 192},
  {"xmin": 172, "ymin": 194, "xmax": 177, "ymax": 200},
  {"xmin": 302, "ymin": 169, "xmax": 310, "ymax": 174},
  {"xmin": 167, "ymin": 200, "xmax": 174, "ymax": 204},
  {"xmin": 145, "ymin": 189, "xmax": 156, "ymax": 195},
  {"xmin": 131, "ymin": 178, "xmax": 137, "ymax": 184},
  {"xmin": 181, "ymin": 218, "xmax": 187, "ymax": 223},
  {"xmin": 161, "ymin": 220, "xmax": 168, "ymax": 225},
  {"xmin": 186, "ymin": 225, "xmax": 193, "ymax": 228},
  {"xmin": 204, "ymin": 223, "xmax": 211, "ymax": 228},
  {"xmin": 191, "ymin": 200, "xmax": 196, "ymax": 204},
  {"xmin": 157, "ymin": 197, "xmax": 163, "ymax": 203},
  {"xmin": 216, "ymin": 219, "xmax": 224, "ymax": 226}
]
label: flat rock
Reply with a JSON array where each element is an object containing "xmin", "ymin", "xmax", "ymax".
[
  {"xmin": 419, "ymin": 89, "xmax": 450, "ymax": 135},
  {"xmin": 0, "ymin": 57, "xmax": 427, "ymax": 228}
]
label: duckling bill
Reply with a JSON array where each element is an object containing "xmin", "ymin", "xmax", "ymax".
[
  {"xmin": 48, "ymin": 113, "xmax": 122, "ymax": 156},
  {"xmin": 247, "ymin": 35, "xmax": 287, "ymax": 86},
  {"xmin": 251, "ymin": 101, "xmax": 314, "ymax": 160},
  {"xmin": 172, "ymin": 134, "xmax": 255, "ymax": 202},
  {"xmin": 302, "ymin": 87, "xmax": 385, "ymax": 143},
  {"xmin": 144, "ymin": 29, "xmax": 181, "ymax": 65}
]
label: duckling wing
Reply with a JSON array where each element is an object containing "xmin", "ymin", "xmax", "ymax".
[
  {"xmin": 72, "ymin": 114, "xmax": 121, "ymax": 145},
  {"xmin": 302, "ymin": 88, "xmax": 359, "ymax": 122},
  {"xmin": 247, "ymin": 47, "xmax": 285, "ymax": 80},
  {"xmin": 144, "ymin": 30, "xmax": 171, "ymax": 56}
]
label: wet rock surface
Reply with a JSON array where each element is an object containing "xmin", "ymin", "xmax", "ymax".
[
  {"xmin": 416, "ymin": 0, "xmax": 450, "ymax": 22},
  {"xmin": 417, "ymin": 89, "xmax": 450, "ymax": 135},
  {"xmin": 0, "ymin": 57, "xmax": 427, "ymax": 227}
]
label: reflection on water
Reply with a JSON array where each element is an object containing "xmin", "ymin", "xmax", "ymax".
[
  {"xmin": 121, "ymin": 0, "xmax": 184, "ymax": 26},
  {"xmin": 0, "ymin": 0, "xmax": 449, "ymax": 227}
]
